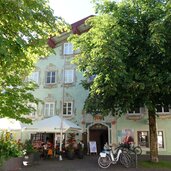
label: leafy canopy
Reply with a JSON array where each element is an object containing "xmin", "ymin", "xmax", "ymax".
[
  {"xmin": 70, "ymin": 0, "xmax": 171, "ymax": 115},
  {"xmin": 0, "ymin": 0, "xmax": 69, "ymax": 122}
]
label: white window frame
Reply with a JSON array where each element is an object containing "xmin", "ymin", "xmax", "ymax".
[
  {"xmin": 46, "ymin": 71, "xmax": 56, "ymax": 84},
  {"xmin": 137, "ymin": 131, "xmax": 164, "ymax": 149},
  {"xmin": 64, "ymin": 69, "xmax": 74, "ymax": 83},
  {"xmin": 127, "ymin": 107, "xmax": 141, "ymax": 115},
  {"xmin": 63, "ymin": 102, "xmax": 73, "ymax": 116},
  {"xmin": 156, "ymin": 104, "xmax": 170, "ymax": 114},
  {"xmin": 63, "ymin": 42, "xmax": 73, "ymax": 55},
  {"xmin": 157, "ymin": 131, "xmax": 164, "ymax": 148},
  {"xmin": 28, "ymin": 103, "xmax": 37, "ymax": 117},
  {"xmin": 44, "ymin": 102, "xmax": 55, "ymax": 117},
  {"xmin": 28, "ymin": 71, "xmax": 39, "ymax": 84},
  {"xmin": 137, "ymin": 131, "xmax": 149, "ymax": 147}
]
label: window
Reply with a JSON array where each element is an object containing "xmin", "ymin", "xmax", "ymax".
[
  {"xmin": 63, "ymin": 43, "xmax": 73, "ymax": 55},
  {"xmin": 63, "ymin": 102, "xmax": 73, "ymax": 115},
  {"xmin": 31, "ymin": 133, "xmax": 45, "ymax": 142},
  {"xmin": 128, "ymin": 107, "xmax": 141, "ymax": 115},
  {"xmin": 44, "ymin": 102, "xmax": 55, "ymax": 117},
  {"xmin": 137, "ymin": 131, "xmax": 164, "ymax": 148},
  {"xmin": 137, "ymin": 131, "xmax": 149, "ymax": 147},
  {"xmin": 46, "ymin": 71, "xmax": 56, "ymax": 84},
  {"xmin": 64, "ymin": 69, "xmax": 74, "ymax": 83},
  {"xmin": 28, "ymin": 71, "xmax": 39, "ymax": 84},
  {"xmin": 158, "ymin": 131, "xmax": 164, "ymax": 148},
  {"xmin": 156, "ymin": 104, "xmax": 170, "ymax": 114},
  {"xmin": 28, "ymin": 103, "xmax": 37, "ymax": 117}
]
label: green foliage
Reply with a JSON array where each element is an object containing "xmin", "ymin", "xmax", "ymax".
[
  {"xmin": 0, "ymin": 0, "xmax": 69, "ymax": 122},
  {"xmin": 66, "ymin": 133, "xmax": 76, "ymax": 152},
  {"xmin": 70, "ymin": 0, "xmax": 171, "ymax": 115},
  {"xmin": 70, "ymin": 0, "xmax": 171, "ymax": 161},
  {"xmin": 139, "ymin": 160, "xmax": 171, "ymax": 169},
  {"xmin": 23, "ymin": 139, "xmax": 36, "ymax": 155},
  {"xmin": 0, "ymin": 133, "xmax": 24, "ymax": 165}
]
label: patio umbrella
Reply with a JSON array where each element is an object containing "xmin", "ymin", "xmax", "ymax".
[
  {"xmin": 0, "ymin": 117, "xmax": 23, "ymax": 131},
  {"xmin": 24, "ymin": 115, "xmax": 82, "ymax": 133}
]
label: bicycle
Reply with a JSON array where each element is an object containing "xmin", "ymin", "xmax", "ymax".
[
  {"xmin": 120, "ymin": 143, "xmax": 142, "ymax": 155},
  {"xmin": 98, "ymin": 144, "xmax": 132, "ymax": 169}
]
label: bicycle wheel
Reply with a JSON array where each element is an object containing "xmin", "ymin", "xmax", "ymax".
[
  {"xmin": 98, "ymin": 155, "xmax": 111, "ymax": 169},
  {"xmin": 134, "ymin": 146, "xmax": 142, "ymax": 155},
  {"xmin": 119, "ymin": 151, "xmax": 132, "ymax": 168}
]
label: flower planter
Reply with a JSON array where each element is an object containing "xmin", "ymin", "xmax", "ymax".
[
  {"xmin": 23, "ymin": 152, "xmax": 40, "ymax": 166},
  {"xmin": 23, "ymin": 153, "xmax": 34, "ymax": 166},
  {"xmin": 2, "ymin": 157, "xmax": 23, "ymax": 171},
  {"xmin": 66, "ymin": 151, "xmax": 75, "ymax": 160},
  {"xmin": 77, "ymin": 150, "xmax": 84, "ymax": 159},
  {"xmin": 33, "ymin": 152, "xmax": 40, "ymax": 164}
]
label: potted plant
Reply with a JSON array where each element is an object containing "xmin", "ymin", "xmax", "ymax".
[
  {"xmin": 77, "ymin": 141, "xmax": 84, "ymax": 159},
  {"xmin": 0, "ymin": 133, "xmax": 24, "ymax": 171},
  {"xmin": 65, "ymin": 133, "xmax": 76, "ymax": 160},
  {"xmin": 23, "ymin": 139, "xmax": 38, "ymax": 166}
]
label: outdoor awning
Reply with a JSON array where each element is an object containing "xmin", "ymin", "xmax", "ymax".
[
  {"xmin": 23, "ymin": 115, "xmax": 82, "ymax": 133},
  {"xmin": 0, "ymin": 117, "xmax": 24, "ymax": 131}
]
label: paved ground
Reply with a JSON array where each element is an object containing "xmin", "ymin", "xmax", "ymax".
[{"xmin": 20, "ymin": 155, "xmax": 171, "ymax": 171}]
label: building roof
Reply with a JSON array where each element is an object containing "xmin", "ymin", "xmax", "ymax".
[
  {"xmin": 48, "ymin": 15, "xmax": 94, "ymax": 48},
  {"xmin": 71, "ymin": 15, "xmax": 94, "ymax": 35}
]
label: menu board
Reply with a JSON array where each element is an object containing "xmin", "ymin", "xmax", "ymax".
[{"xmin": 89, "ymin": 141, "xmax": 97, "ymax": 154}]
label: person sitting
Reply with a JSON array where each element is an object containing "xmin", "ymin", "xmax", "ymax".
[
  {"xmin": 47, "ymin": 140, "xmax": 53, "ymax": 158},
  {"xmin": 42, "ymin": 143, "xmax": 48, "ymax": 159}
]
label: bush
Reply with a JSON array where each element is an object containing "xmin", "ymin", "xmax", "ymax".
[
  {"xmin": 0, "ymin": 133, "xmax": 24, "ymax": 165},
  {"xmin": 23, "ymin": 139, "xmax": 36, "ymax": 155}
]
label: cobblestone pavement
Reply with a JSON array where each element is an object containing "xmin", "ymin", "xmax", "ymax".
[{"xmin": 20, "ymin": 155, "xmax": 171, "ymax": 171}]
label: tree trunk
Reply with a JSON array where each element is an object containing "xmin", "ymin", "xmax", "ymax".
[{"xmin": 148, "ymin": 110, "xmax": 159, "ymax": 162}]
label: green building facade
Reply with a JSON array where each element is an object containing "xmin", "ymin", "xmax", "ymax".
[{"xmin": 28, "ymin": 17, "xmax": 171, "ymax": 155}]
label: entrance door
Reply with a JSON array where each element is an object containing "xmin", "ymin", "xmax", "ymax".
[{"xmin": 89, "ymin": 123, "xmax": 108, "ymax": 153}]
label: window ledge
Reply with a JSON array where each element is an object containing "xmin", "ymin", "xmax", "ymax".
[
  {"xmin": 44, "ymin": 84, "xmax": 57, "ymax": 88},
  {"xmin": 158, "ymin": 114, "xmax": 171, "ymax": 119},
  {"xmin": 63, "ymin": 115, "xmax": 73, "ymax": 119}
]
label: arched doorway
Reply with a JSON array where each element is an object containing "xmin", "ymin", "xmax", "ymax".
[{"xmin": 89, "ymin": 123, "xmax": 108, "ymax": 153}]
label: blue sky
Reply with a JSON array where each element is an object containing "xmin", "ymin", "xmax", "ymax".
[{"xmin": 49, "ymin": 0, "xmax": 95, "ymax": 24}]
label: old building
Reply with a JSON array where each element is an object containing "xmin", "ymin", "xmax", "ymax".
[{"xmin": 27, "ymin": 16, "xmax": 171, "ymax": 155}]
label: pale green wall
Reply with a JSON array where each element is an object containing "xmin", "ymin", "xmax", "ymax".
[
  {"xmin": 32, "ymin": 44, "xmax": 89, "ymax": 127},
  {"xmin": 29, "ymin": 39, "xmax": 171, "ymax": 155},
  {"xmin": 115, "ymin": 114, "xmax": 171, "ymax": 155}
]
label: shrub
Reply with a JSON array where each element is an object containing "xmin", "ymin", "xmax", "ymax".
[{"xmin": 0, "ymin": 133, "xmax": 24, "ymax": 165}]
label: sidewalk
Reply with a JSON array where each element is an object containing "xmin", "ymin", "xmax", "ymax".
[{"xmin": 20, "ymin": 155, "xmax": 171, "ymax": 171}]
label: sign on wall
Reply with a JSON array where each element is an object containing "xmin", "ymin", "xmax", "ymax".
[{"xmin": 117, "ymin": 129, "xmax": 134, "ymax": 143}]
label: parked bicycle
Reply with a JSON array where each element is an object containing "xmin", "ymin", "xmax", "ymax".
[
  {"xmin": 120, "ymin": 143, "xmax": 142, "ymax": 155},
  {"xmin": 98, "ymin": 143, "xmax": 132, "ymax": 169}
]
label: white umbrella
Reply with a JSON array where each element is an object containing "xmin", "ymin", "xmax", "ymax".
[
  {"xmin": 0, "ymin": 117, "xmax": 23, "ymax": 131},
  {"xmin": 24, "ymin": 115, "xmax": 81, "ymax": 133}
]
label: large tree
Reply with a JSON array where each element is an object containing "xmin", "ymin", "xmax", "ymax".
[
  {"xmin": 70, "ymin": 0, "xmax": 171, "ymax": 162},
  {"xmin": 0, "ymin": 0, "xmax": 68, "ymax": 123}
]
